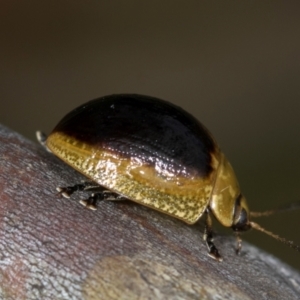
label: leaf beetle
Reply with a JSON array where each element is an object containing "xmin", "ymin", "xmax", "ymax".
[{"xmin": 37, "ymin": 94, "xmax": 300, "ymax": 261}]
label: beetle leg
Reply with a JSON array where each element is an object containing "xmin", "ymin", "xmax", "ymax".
[
  {"xmin": 203, "ymin": 209, "xmax": 223, "ymax": 261},
  {"xmin": 102, "ymin": 191, "xmax": 127, "ymax": 201},
  {"xmin": 80, "ymin": 181, "xmax": 105, "ymax": 191},
  {"xmin": 80, "ymin": 191, "xmax": 127, "ymax": 210},
  {"xmin": 235, "ymin": 232, "xmax": 242, "ymax": 255},
  {"xmin": 57, "ymin": 184, "xmax": 87, "ymax": 198},
  {"xmin": 56, "ymin": 181, "xmax": 107, "ymax": 198},
  {"xmin": 79, "ymin": 193, "xmax": 103, "ymax": 210},
  {"xmin": 56, "ymin": 182, "xmax": 95, "ymax": 198},
  {"xmin": 57, "ymin": 182, "xmax": 127, "ymax": 209}
]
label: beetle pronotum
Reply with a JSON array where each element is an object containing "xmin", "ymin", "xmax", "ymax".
[{"xmin": 37, "ymin": 94, "xmax": 300, "ymax": 261}]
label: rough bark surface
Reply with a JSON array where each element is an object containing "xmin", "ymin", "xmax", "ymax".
[{"xmin": 0, "ymin": 124, "xmax": 299, "ymax": 300}]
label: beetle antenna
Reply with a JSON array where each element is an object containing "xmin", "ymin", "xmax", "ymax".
[
  {"xmin": 250, "ymin": 221, "xmax": 300, "ymax": 252},
  {"xmin": 250, "ymin": 201, "xmax": 300, "ymax": 217}
]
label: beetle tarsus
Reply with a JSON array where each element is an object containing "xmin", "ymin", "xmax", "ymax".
[
  {"xmin": 235, "ymin": 232, "xmax": 242, "ymax": 255},
  {"xmin": 205, "ymin": 231, "xmax": 223, "ymax": 261},
  {"xmin": 57, "ymin": 184, "xmax": 86, "ymax": 198},
  {"xmin": 204, "ymin": 209, "xmax": 223, "ymax": 261},
  {"xmin": 80, "ymin": 194, "xmax": 98, "ymax": 210},
  {"xmin": 207, "ymin": 246, "xmax": 223, "ymax": 261}
]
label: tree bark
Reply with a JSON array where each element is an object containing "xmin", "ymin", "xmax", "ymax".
[{"xmin": 0, "ymin": 124, "xmax": 299, "ymax": 300}]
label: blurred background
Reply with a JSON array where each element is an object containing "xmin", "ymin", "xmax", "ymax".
[{"xmin": 1, "ymin": 1, "xmax": 300, "ymax": 271}]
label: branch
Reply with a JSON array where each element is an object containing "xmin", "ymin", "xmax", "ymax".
[{"xmin": 0, "ymin": 124, "xmax": 299, "ymax": 299}]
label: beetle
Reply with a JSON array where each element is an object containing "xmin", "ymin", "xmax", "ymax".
[{"xmin": 37, "ymin": 94, "xmax": 300, "ymax": 261}]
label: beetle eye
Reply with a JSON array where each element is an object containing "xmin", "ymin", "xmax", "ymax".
[
  {"xmin": 232, "ymin": 194, "xmax": 251, "ymax": 232},
  {"xmin": 232, "ymin": 208, "xmax": 251, "ymax": 232}
]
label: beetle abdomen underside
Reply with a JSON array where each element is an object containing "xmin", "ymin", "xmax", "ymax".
[{"xmin": 47, "ymin": 94, "xmax": 221, "ymax": 223}]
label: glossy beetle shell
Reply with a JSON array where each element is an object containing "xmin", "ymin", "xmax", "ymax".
[{"xmin": 47, "ymin": 94, "xmax": 246, "ymax": 226}]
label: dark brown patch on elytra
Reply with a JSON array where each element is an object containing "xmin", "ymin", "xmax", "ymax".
[{"xmin": 51, "ymin": 94, "xmax": 217, "ymax": 178}]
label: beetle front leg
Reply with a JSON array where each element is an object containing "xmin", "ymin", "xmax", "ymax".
[
  {"xmin": 203, "ymin": 209, "xmax": 223, "ymax": 261},
  {"xmin": 235, "ymin": 232, "xmax": 242, "ymax": 255}
]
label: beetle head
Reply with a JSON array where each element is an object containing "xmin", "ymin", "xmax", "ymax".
[
  {"xmin": 233, "ymin": 195, "xmax": 300, "ymax": 252},
  {"xmin": 231, "ymin": 194, "xmax": 251, "ymax": 232}
]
